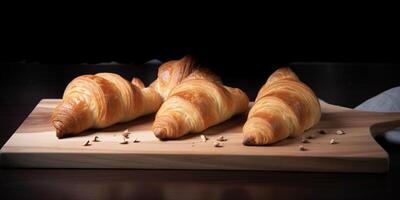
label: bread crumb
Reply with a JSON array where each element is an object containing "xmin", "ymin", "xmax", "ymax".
[
  {"xmin": 330, "ymin": 138, "xmax": 337, "ymax": 144},
  {"xmin": 122, "ymin": 130, "xmax": 130, "ymax": 138},
  {"xmin": 132, "ymin": 138, "xmax": 140, "ymax": 143},
  {"xmin": 216, "ymin": 136, "xmax": 227, "ymax": 142},
  {"xmin": 336, "ymin": 130, "xmax": 345, "ymax": 135},
  {"xmin": 120, "ymin": 138, "xmax": 128, "ymax": 144},
  {"xmin": 201, "ymin": 135, "xmax": 208, "ymax": 142},
  {"xmin": 213, "ymin": 141, "xmax": 223, "ymax": 147},
  {"xmin": 298, "ymin": 145, "xmax": 306, "ymax": 151},
  {"xmin": 82, "ymin": 140, "xmax": 91, "ymax": 146},
  {"xmin": 92, "ymin": 136, "xmax": 100, "ymax": 142}
]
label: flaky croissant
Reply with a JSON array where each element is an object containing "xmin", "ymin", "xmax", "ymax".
[
  {"xmin": 152, "ymin": 70, "xmax": 249, "ymax": 140},
  {"xmin": 150, "ymin": 55, "xmax": 199, "ymax": 100},
  {"xmin": 52, "ymin": 73, "xmax": 162, "ymax": 138},
  {"xmin": 242, "ymin": 67, "xmax": 321, "ymax": 145}
]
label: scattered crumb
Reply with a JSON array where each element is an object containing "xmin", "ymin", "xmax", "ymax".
[
  {"xmin": 330, "ymin": 138, "xmax": 337, "ymax": 144},
  {"xmin": 213, "ymin": 141, "xmax": 223, "ymax": 147},
  {"xmin": 201, "ymin": 135, "xmax": 208, "ymax": 142},
  {"xmin": 82, "ymin": 140, "xmax": 91, "ymax": 146},
  {"xmin": 122, "ymin": 133, "xmax": 130, "ymax": 138},
  {"xmin": 92, "ymin": 136, "xmax": 100, "ymax": 142},
  {"xmin": 301, "ymin": 136, "xmax": 309, "ymax": 143},
  {"xmin": 298, "ymin": 145, "xmax": 306, "ymax": 151},
  {"xmin": 122, "ymin": 130, "xmax": 130, "ymax": 138},
  {"xmin": 120, "ymin": 138, "xmax": 128, "ymax": 144},
  {"xmin": 318, "ymin": 129, "xmax": 327, "ymax": 134},
  {"xmin": 132, "ymin": 138, "xmax": 140, "ymax": 143},
  {"xmin": 216, "ymin": 136, "xmax": 227, "ymax": 142},
  {"xmin": 336, "ymin": 130, "xmax": 345, "ymax": 135}
]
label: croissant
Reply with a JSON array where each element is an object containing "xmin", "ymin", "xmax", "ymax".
[
  {"xmin": 52, "ymin": 73, "xmax": 162, "ymax": 138},
  {"xmin": 242, "ymin": 67, "xmax": 321, "ymax": 145},
  {"xmin": 152, "ymin": 70, "xmax": 249, "ymax": 140},
  {"xmin": 150, "ymin": 55, "xmax": 199, "ymax": 100}
]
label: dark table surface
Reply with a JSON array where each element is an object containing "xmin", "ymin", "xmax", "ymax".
[{"xmin": 1, "ymin": 61, "xmax": 400, "ymax": 200}]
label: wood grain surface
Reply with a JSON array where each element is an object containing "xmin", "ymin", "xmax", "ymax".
[{"xmin": 1, "ymin": 99, "xmax": 400, "ymax": 172}]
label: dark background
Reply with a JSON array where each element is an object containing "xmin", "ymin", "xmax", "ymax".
[{"xmin": 1, "ymin": 7, "xmax": 400, "ymax": 199}]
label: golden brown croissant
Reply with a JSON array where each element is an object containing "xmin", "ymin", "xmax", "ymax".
[
  {"xmin": 242, "ymin": 67, "xmax": 321, "ymax": 145},
  {"xmin": 150, "ymin": 55, "xmax": 199, "ymax": 100},
  {"xmin": 152, "ymin": 70, "xmax": 249, "ymax": 140},
  {"xmin": 52, "ymin": 73, "xmax": 162, "ymax": 138}
]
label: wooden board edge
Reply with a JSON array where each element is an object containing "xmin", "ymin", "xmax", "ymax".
[{"xmin": 0, "ymin": 152, "xmax": 389, "ymax": 173}]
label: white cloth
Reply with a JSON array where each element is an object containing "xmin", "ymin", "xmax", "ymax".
[{"xmin": 355, "ymin": 87, "xmax": 400, "ymax": 144}]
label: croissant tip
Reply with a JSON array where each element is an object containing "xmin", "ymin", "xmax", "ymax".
[
  {"xmin": 242, "ymin": 136, "xmax": 256, "ymax": 146},
  {"xmin": 56, "ymin": 132, "xmax": 65, "ymax": 139},
  {"xmin": 55, "ymin": 128, "xmax": 67, "ymax": 139},
  {"xmin": 153, "ymin": 128, "xmax": 168, "ymax": 140},
  {"xmin": 53, "ymin": 120, "xmax": 68, "ymax": 139}
]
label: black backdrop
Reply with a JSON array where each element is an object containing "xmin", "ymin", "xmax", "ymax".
[
  {"xmin": 2, "ymin": 12, "xmax": 400, "ymax": 108},
  {"xmin": 2, "ymin": 35, "xmax": 400, "ymax": 108}
]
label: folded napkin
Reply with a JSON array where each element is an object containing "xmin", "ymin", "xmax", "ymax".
[{"xmin": 355, "ymin": 87, "xmax": 400, "ymax": 144}]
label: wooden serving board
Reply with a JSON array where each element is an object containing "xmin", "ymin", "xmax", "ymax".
[{"xmin": 1, "ymin": 99, "xmax": 400, "ymax": 173}]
